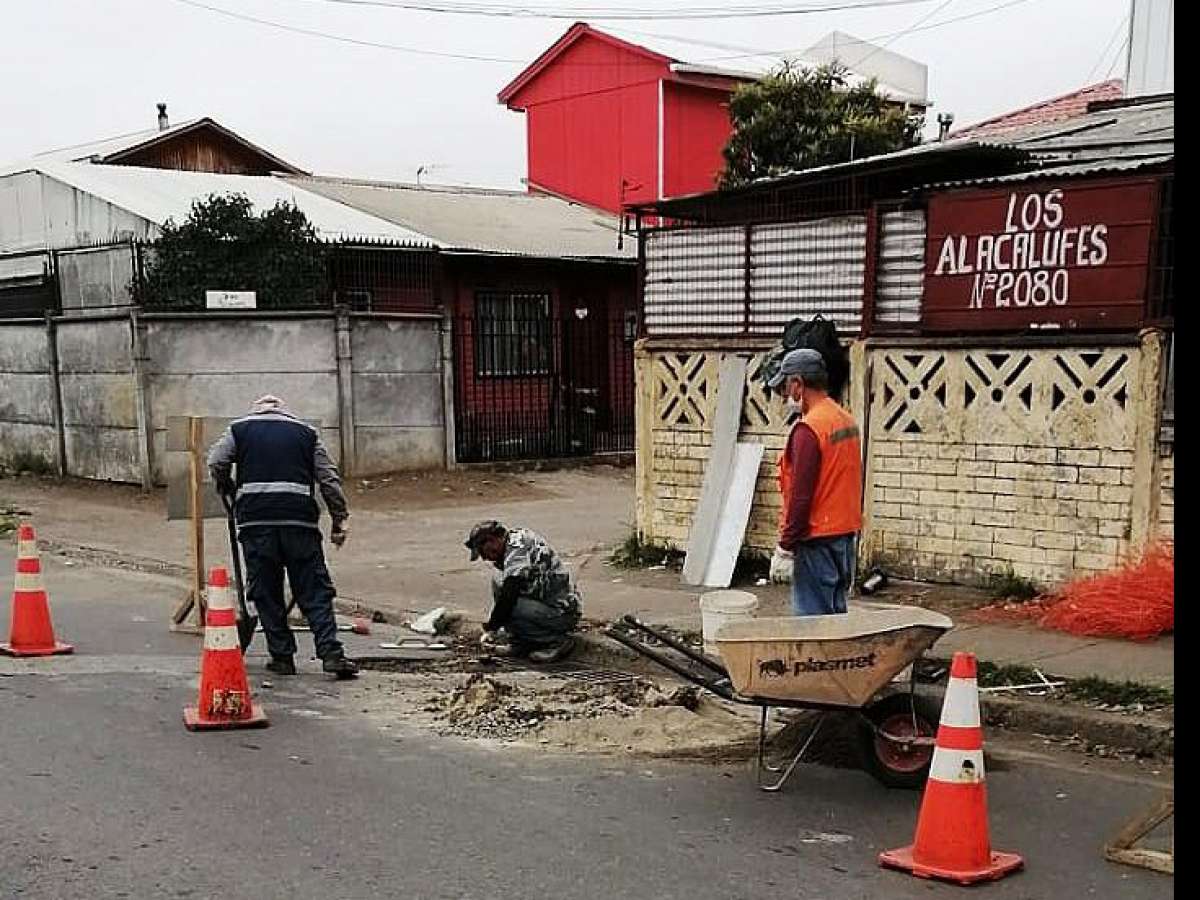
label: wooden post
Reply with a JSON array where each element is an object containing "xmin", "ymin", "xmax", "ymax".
[
  {"xmin": 170, "ymin": 416, "xmax": 207, "ymax": 630},
  {"xmin": 1105, "ymin": 792, "xmax": 1173, "ymax": 875}
]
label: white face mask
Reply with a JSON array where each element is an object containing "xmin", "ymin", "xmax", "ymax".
[{"xmin": 786, "ymin": 396, "xmax": 804, "ymax": 415}]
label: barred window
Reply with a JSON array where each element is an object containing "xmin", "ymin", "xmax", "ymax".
[{"xmin": 474, "ymin": 291, "xmax": 552, "ymax": 377}]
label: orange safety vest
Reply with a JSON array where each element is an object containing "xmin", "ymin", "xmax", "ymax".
[{"xmin": 778, "ymin": 396, "xmax": 864, "ymax": 539}]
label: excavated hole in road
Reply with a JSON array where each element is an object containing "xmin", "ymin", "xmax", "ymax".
[{"xmin": 351, "ymin": 632, "xmax": 866, "ymax": 767}]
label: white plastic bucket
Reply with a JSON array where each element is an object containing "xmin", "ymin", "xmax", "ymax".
[{"xmin": 699, "ymin": 590, "xmax": 759, "ymax": 655}]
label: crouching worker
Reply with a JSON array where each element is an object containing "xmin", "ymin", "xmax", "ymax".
[{"xmin": 465, "ymin": 520, "xmax": 582, "ymax": 663}]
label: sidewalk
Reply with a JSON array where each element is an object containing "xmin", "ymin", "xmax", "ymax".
[{"xmin": 1, "ymin": 469, "xmax": 1173, "ymax": 689}]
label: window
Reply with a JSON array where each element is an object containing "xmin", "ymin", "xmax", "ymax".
[{"xmin": 474, "ymin": 290, "xmax": 552, "ymax": 377}]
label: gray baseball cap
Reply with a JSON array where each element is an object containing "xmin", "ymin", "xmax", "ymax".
[
  {"xmin": 465, "ymin": 520, "xmax": 506, "ymax": 560},
  {"xmin": 767, "ymin": 348, "xmax": 827, "ymax": 389}
]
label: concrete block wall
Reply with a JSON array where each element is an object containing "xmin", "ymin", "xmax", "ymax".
[
  {"xmin": 0, "ymin": 321, "xmax": 56, "ymax": 471},
  {"xmin": 55, "ymin": 318, "xmax": 141, "ymax": 482},
  {"xmin": 349, "ymin": 317, "xmax": 445, "ymax": 474},
  {"xmin": 143, "ymin": 316, "xmax": 342, "ymax": 484},
  {"xmin": 0, "ymin": 311, "xmax": 448, "ymax": 486}
]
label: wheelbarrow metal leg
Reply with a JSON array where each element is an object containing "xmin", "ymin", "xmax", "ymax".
[{"xmin": 757, "ymin": 710, "xmax": 826, "ymax": 793}]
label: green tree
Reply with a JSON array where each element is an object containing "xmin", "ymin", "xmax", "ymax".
[
  {"xmin": 719, "ymin": 62, "xmax": 923, "ymax": 189},
  {"xmin": 136, "ymin": 194, "xmax": 327, "ymax": 309}
]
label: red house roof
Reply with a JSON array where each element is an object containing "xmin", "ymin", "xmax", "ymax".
[
  {"xmin": 499, "ymin": 22, "xmax": 929, "ymax": 108},
  {"xmin": 952, "ymin": 80, "xmax": 1124, "ymax": 140}
]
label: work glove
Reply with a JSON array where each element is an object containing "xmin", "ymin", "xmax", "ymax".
[
  {"xmin": 331, "ymin": 519, "xmax": 349, "ymax": 548},
  {"xmin": 213, "ymin": 473, "xmax": 235, "ymax": 499},
  {"xmin": 770, "ymin": 546, "xmax": 794, "ymax": 584}
]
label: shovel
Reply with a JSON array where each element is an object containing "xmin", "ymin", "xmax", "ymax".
[{"xmin": 220, "ymin": 492, "xmax": 259, "ymax": 653}]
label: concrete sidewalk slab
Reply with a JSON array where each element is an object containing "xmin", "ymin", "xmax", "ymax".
[{"xmin": 935, "ymin": 624, "xmax": 1174, "ymax": 687}]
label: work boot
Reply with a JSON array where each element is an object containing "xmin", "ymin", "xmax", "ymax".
[
  {"xmin": 265, "ymin": 656, "xmax": 297, "ymax": 676},
  {"xmin": 528, "ymin": 636, "xmax": 576, "ymax": 664},
  {"xmin": 322, "ymin": 652, "xmax": 360, "ymax": 680}
]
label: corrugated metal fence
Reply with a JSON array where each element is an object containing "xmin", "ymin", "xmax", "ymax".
[
  {"xmin": 874, "ymin": 209, "xmax": 925, "ymax": 326},
  {"xmin": 643, "ymin": 213, "xmax": 874, "ymax": 336}
]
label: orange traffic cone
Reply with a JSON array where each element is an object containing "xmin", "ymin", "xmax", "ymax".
[
  {"xmin": 1, "ymin": 522, "xmax": 73, "ymax": 657},
  {"xmin": 879, "ymin": 652, "xmax": 1023, "ymax": 885},
  {"xmin": 184, "ymin": 566, "xmax": 268, "ymax": 731}
]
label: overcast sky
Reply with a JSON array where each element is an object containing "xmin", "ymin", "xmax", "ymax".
[{"xmin": 2, "ymin": 0, "xmax": 1132, "ymax": 188}]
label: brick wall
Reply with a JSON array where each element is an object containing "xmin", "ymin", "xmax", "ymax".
[
  {"xmin": 1159, "ymin": 444, "xmax": 1174, "ymax": 540},
  {"xmin": 868, "ymin": 438, "xmax": 1135, "ymax": 585},
  {"xmin": 643, "ymin": 350, "xmax": 797, "ymax": 556}
]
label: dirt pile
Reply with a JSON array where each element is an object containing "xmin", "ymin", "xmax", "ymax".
[{"xmin": 430, "ymin": 672, "xmax": 750, "ymax": 756}]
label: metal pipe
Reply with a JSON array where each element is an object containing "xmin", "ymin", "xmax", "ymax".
[
  {"xmin": 603, "ymin": 626, "xmax": 734, "ymax": 700},
  {"xmin": 619, "ymin": 615, "xmax": 727, "ymax": 675}
]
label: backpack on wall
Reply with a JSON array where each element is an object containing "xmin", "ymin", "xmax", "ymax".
[{"xmin": 759, "ymin": 314, "xmax": 849, "ymax": 401}]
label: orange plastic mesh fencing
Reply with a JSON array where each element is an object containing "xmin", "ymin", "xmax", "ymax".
[{"xmin": 974, "ymin": 544, "xmax": 1174, "ymax": 641}]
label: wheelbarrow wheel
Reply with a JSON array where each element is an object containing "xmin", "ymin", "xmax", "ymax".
[{"xmin": 856, "ymin": 692, "xmax": 939, "ymax": 790}]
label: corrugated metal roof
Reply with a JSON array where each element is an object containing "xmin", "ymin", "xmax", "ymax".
[
  {"xmin": 997, "ymin": 96, "xmax": 1173, "ymax": 161},
  {"xmin": 918, "ymin": 154, "xmax": 1174, "ymax": 191},
  {"xmin": 33, "ymin": 163, "xmax": 433, "ymax": 245},
  {"xmin": 289, "ymin": 176, "xmax": 634, "ymax": 260},
  {"xmin": 653, "ymin": 95, "xmax": 1173, "ymax": 208},
  {"xmin": 951, "ymin": 81, "xmax": 1125, "ymax": 140}
]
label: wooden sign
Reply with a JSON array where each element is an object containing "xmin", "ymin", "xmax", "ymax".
[{"xmin": 923, "ymin": 178, "xmax": 1159, "ymax": 332}]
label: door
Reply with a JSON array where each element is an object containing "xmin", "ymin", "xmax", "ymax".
[{"xmin": 560, "ymin": 290, "xmax": 609, "ymax": 455}]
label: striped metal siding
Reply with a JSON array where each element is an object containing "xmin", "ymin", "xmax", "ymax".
[
  {"xmin": 875, "ymin": 210, "xmax": 925, "ymax": 324},
  {"xmin": 643, "ymin": 226, "xmax": 745, "ymax": 335},
  {"xmin": 748, "ymin": 216, "xmax": 866, "ymax": 335}
]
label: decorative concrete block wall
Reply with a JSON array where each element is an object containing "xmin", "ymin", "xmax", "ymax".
[{"xmin": 635, "ymin": 334, "xmax": 1171, "ymax": 588}]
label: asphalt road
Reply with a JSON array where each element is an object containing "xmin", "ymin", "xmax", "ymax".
[{"xmin": 0, "ymin": 548, "xmax": 1173, "ymax": 900}]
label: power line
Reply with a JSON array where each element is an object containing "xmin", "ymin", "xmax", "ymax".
[
  {"xmin": 1104, "ymin": 34, "xmax": 1130, "ymax": 80},
  {"xmin": 1087, "ymin": 13, "xmax": 1130, "ymax": 82},
  {"xmin": 287, "ymin": 0, "xmax": 938, "ymax": 21},
  {"xmin": 167, "ymin": 0, "xmax": 522, "ymax": 60},
  {"xmin": 696, "ymin": 0, "xmax": 1039, "ymax": 63},
  {"xmin": 854, "ymin": 0, "xmax": 954, "ymax": 65}
]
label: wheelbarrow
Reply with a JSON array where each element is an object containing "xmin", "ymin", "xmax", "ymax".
[{"xmin": 606, "ymin": 606, "xmax": 954, "ymax": 791}]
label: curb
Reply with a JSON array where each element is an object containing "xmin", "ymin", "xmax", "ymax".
[{"xmin": 979, "ymin": 693, "xmax": 1173, "ymax": 759}]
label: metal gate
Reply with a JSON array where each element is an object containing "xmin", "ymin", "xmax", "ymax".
[{"xmin": 450, "ymin": 306, "xmax": 635, "ymax": 463}]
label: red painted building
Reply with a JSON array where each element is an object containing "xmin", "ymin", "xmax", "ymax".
[{"xmin": 499, "ymin": 24, "xmax": 930, "ymax": 214}]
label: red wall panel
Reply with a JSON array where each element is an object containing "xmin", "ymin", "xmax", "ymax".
[
  {"xmin": 663, "ymin": 82, "xmax": 732, "ymax": 198},
  {"xmin": 527, "ymin": 81, "xmax": 660, "ymax": 213}
]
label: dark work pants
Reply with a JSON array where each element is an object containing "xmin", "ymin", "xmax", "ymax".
[
  {"xmin": 791, "ymin": 533, "xmax": 856, "ymax": 616},
  {"xmin": 506, "ymin": 597, "xmax": 581, "ymax": 649},
  {"xmin": 240, "ymin": 526, "xmax": 342, "ymax": 661}
]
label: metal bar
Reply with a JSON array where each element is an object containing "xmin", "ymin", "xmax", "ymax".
[
  {"xmin": 603, "ymin": 626, "xmax": 735, "ymax": 700},
  {"xmin": 860, "ymin": 204, "xmax": 880, "ymax": 339},
  {"xmin": 743, "ymin": 224, "xmax": 752, "ymax": 335},
  {"xmin": 619, "ymin": 615, "xmax": 728, "ymax": 675}
]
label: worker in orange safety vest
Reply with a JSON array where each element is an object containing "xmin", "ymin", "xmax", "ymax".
[{"xmin": 768, "ymin": 349, "xmax": 863, "ymax": 615}]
